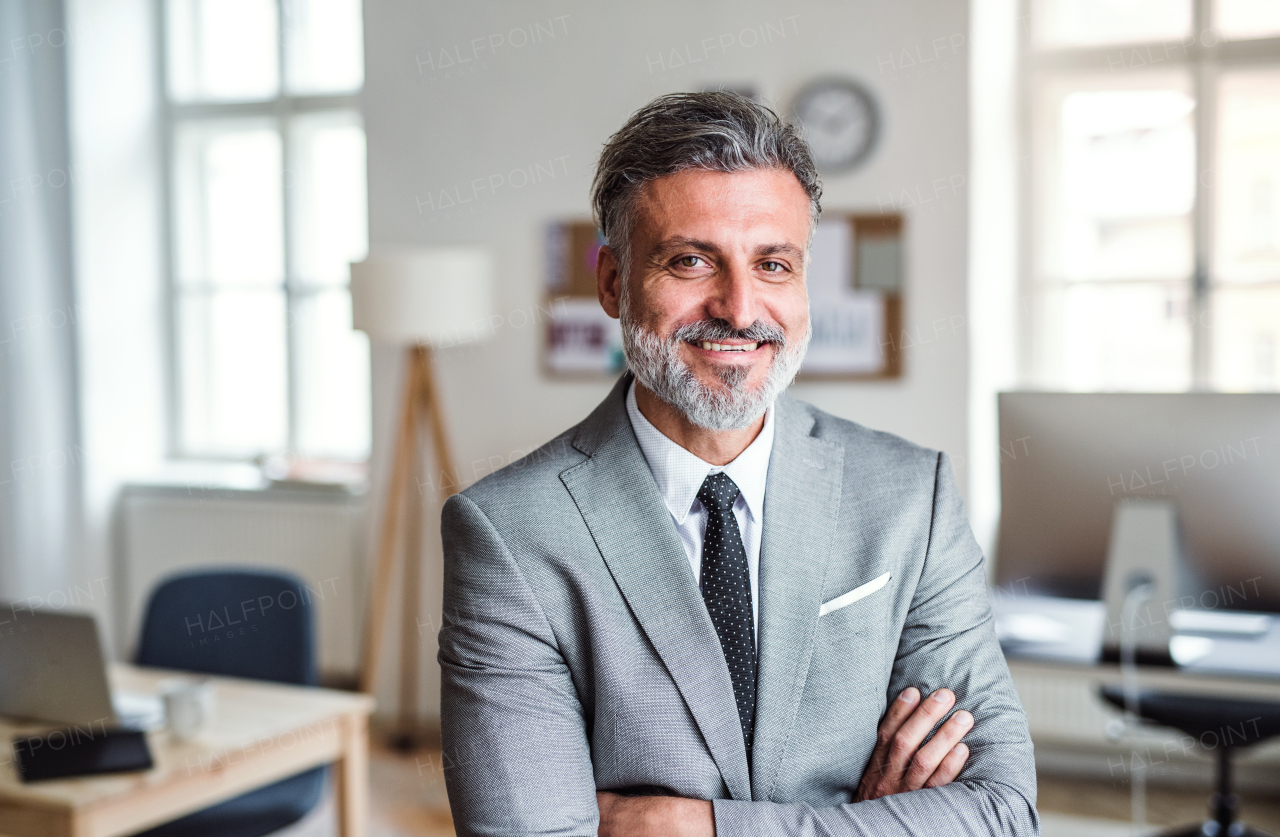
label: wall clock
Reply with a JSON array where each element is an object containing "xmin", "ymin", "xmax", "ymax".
[{"xmin": 792, "ymin": 77, "xmax": 879, "ymax": 174}]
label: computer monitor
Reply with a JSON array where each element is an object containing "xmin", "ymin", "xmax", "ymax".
[{"xmin": 994, "ymin": 392, "xmax": 1280, "ymax": 613}]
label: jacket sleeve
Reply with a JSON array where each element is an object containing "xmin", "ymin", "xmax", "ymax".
[
  {"xmin": 712, "ymin": 452, "xmax": 1040, "ymax": 837},
  {"xmin": 437, "ymin": 492, "xmax": 600, "ymax": 837}
]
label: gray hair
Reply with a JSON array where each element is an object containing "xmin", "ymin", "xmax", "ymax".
[{"xmin": 590, "ymin": 91, "xmax": 823, "ymax": 280}]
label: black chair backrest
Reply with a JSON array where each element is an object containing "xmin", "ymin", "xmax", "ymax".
[
  {"xmin": 1101, "ymin": 683, "xmax": 1280, "ymax": 746},
  {"xmin": 135, "ymin": 569, "xmax": 317, "ymax": 686}
]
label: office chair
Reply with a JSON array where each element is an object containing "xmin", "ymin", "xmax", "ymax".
[
  {"xmin": 1101, "ymin": 684, "xmax": 1280, "ymax": 837},
  {"xmin": 131, "ymin": 569, "xmax": 328, "ymax": 837}
]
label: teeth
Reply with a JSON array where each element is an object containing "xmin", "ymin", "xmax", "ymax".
[{"xmin": 698, "ymin": 341, "xmax": 759, "ymax": 352}]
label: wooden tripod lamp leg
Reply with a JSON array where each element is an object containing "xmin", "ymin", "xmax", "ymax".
[
  {"xmin": 395, "ymin": 407, "xmax": 426, "ymax": 748},
  {"xmin": 393, "ymin": 345, "xmax": 459, "ymax": 749},
  {"xmin": 419, "ymin": 345, "xmax": 460, "ymax": 498},
  {"xmin": 360, "ymin": 343, "xmax": 460, "ymax": 749},
  {"xmin": 359, "ymin": 345, "xmax": 425, "ymax": 695}
]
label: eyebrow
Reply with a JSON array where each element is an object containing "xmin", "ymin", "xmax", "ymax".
[
  {"xmin": 647, "ymin": 237, "xmax": 805, "ymax": 262},
  {"xmin": 756, "ymin": 243, "xmax": 805, "ymax": 260},
  {"xmin": 647, "ymin": 236, "xmax": 720, "ymax": 260}
]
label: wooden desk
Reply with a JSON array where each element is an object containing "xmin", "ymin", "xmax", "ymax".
[{"xmin": 0, "ymin": 664, "xmax": 375, "ymax": 837}]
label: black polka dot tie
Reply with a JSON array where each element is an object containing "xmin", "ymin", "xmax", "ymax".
[{"xmin": 697, "ymin": 472, "xmax": 756, "ymax": 764}]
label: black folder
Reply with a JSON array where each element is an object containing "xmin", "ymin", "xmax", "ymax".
[{"xmin": 12, "ymin": 727, "xmax": 153, "ymax": 782}]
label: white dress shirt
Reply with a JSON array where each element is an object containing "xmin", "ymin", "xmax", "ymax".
[{"xmin": 625, "ymin": 379, "xmax": 775, "ymax": 642}]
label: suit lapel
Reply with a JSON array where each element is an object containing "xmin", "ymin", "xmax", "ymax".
[
  {"xmin": 751, "ymin": 396, "xmax": 845, "ymax": 801},
  {"xmin": 559, "ymin": 374, "xmax": 752, "ymax": 800}
]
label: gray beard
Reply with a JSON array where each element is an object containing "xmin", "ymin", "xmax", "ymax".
[{"xmin": 620, "ymin": 304, "xmax": 811, "ymax": 432}]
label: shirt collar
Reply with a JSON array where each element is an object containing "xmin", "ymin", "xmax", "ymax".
[{"xmin": 625, "ymin": 377, "xmax": 774, "ymax": 525}]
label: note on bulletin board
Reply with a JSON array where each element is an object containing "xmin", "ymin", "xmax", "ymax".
[
  {"xmin": 543, "ymin": 223, "xmax": 625, "ymax": 375},
  {"xmin": 800, "ymin": 213, "xmax": 903, "ymax": 379},
  {"xmin": 542, "ymin": 213, "xmax": 903, "ymax": 379}
]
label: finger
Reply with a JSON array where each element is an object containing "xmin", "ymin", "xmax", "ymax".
[
  {"xmin": 924, "ymin": 742, "xmax": 970, "ymax": 789},
  {"xmin": 876, "ymin": 689, "xmax": 921, "ymax": 749},
  {"xmin": 883, "ymin": 688, "xmax": 956, "ymax": 782},
  {"xmin": 903, "ymin": 709, "xmax": 973, "ymax": 790},
  {"xmin": 868, "ymin": 689, "xmax": 921, "ymax": 774}
]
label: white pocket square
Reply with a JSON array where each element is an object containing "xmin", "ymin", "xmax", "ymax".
[{"xmin": 818, "ymin": 571, "xmax": 892, "ymax": 617}]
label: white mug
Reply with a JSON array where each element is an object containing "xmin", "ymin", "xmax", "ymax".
[{"xmin": 160, "ymin": 678, "xmax": 216, "ymax": 742}]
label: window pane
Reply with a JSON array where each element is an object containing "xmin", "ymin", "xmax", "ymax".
[
  {"xmin": 1211, "ymin": 285, "xmax": 1280, "ymax": 390},
  {"xmin": 1217, "ymin": 0, "xmax": 1280, "ymax": 40},
  {"xmin": 1036, "ymin": 78, "xmax": 1195, "ymax": 281},
  {"xmin": 173, "ymin": 121, "xmax": 284, "ymax": 288},
  {"xmin": 167, "ymin": 0, "xmax": 279, "ymax": 102},
  {"xmin": 284, "ymin": 0, "xmax": 364, "ymax": 94},
  {"xmin": 1032, "ymin": 0, "xmax": 1192, "ymax": 48},
  {"xmin": 1033, "ymin": 282, "xmax": 1193, "ymax": 390},
  {"xmin": 1216, "ymin": 71, "xmax": 1280, "ymax": 284},
  {"xmin": 289, "ymin": 111, "xmax": 367, "ymax": 287},
  {"xmin": 178, "ymin": 288, "xmax": 288, "ymax": 455},
  {"xmin": 293, "ymin": 290, "xmax": 370, "ymax": 458}
]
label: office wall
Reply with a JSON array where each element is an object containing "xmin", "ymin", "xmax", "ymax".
[{"xmin": 362, "ymin": 0, "xmax": 970, "ymax": 723}]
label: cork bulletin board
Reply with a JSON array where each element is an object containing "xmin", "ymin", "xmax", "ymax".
[
  {"xmin": 801, "ymin": 213, "xmax": 904, "ymax": 379},
  {"xmin": 543, "ymin": 223, "xmax": 624, "ymax": 375}
]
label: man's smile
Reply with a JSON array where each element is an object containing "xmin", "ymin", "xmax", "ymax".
[{"xmin": 690, "ymin": 340, "xmax": 765, "ymax": 354}]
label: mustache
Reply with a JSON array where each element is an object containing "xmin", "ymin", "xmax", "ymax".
[{"xmin": 670, "ymin": 319, "xmax": 787, "ymax": 346}]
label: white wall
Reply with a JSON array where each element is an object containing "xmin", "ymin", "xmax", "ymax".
[{"xmin": 362, "ymin": 0, "xmax": 970, "ymax": 724}]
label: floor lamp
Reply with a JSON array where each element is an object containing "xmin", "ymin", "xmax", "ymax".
[{"xmin": 350, "ymin": 247, "xmax": 493, "ymax": 750}]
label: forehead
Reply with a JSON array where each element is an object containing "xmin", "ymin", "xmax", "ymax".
[{"xmin": 632, "ymin": 168, "xmax": 811, "ymax": 244}]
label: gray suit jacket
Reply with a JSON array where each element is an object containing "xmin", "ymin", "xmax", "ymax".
[{"xmin": 439, "ymin": 373, "xmax": 1038, "ymax": 836}]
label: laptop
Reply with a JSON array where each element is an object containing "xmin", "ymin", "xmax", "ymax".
[{"xmin": 0, "ymin": 608, "xmax": 162, "ymax": 729}]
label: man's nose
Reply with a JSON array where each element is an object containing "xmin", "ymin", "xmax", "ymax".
[{"xmin": 706, "ymin": 263, "xmax": 758, "ymax": 331}]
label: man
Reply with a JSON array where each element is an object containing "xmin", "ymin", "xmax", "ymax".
[{"xmin": 439, "ymin": 92, "xmax": 1038, "ymax": 837}]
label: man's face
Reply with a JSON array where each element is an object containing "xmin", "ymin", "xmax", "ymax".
[{"xmin": 600, "ymin": 167, "xmax": 813, "ymax": 430}]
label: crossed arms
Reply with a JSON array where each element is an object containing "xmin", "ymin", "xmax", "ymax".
[
  {"xmin": 438, "ymin": 457, "xmax": 1039, "ymax": 837},
  {"xmin": 596, "ymin": 684, "xmax": 977, "ymax": 836}
]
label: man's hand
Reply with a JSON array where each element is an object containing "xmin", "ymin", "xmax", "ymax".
[
  {"xmin": 854, "ymin": 687, "xmax": 972, "ymax": 802},
  {"xmin": 596, "ymin": 791, "xmax": 714, "ymax": 837}
]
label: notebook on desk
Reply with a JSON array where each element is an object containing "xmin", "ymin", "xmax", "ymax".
[{"xmin": 11, "ymin": 726, "xmax": 153, "ymax": 782}]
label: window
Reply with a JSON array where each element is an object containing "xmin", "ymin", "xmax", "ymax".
[
  {"xmin": 1023, "ymin": 0, "xmax": 1280, "ymax": 392},
  {"xmin": 162, "ymin": 0, "xmax": 370, "ymax": 459}
]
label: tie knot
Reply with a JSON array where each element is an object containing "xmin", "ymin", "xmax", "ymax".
[{"xmin": 697, "ymin": 472, "xmax": 740, "ymax": 512}]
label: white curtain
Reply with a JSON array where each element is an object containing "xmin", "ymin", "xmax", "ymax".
[{"xmin": 0, "ymin": 0, "xmax": 83, "ymax": 601}]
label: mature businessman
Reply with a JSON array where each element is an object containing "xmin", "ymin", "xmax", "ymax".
[{"xmin": 438, "ymin": 92, "xmax": 1038, "ymax": 836}]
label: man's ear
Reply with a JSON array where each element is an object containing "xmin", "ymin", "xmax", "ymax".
[{"xmin": 596, "ymin": 245, "xmax": 622, "ymax": 320}]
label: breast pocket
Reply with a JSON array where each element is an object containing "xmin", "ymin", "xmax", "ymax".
[
  {"xmin": 795, "ymin": 570, "xmax": 896, "ymax": 763},
  {"xmin": 818, "ymin": 571, "xmax": 891, "ymax": 622},
  {"xmin": 811, "ymin": 569, "xmax": 895, "ymax": 673}
]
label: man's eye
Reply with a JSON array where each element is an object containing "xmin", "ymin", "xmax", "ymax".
[
  {"xmin": 676, "ymin": 256, "xmax": 706, "ymax": 268},
  {"xmin": 761, "ymin": 260, "xmax": 787, "ymax": 273}
]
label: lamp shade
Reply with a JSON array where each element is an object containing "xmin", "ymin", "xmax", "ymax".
[{"xmin": 350, "ymin": 247, "xmax": 494, "ymax": 346}]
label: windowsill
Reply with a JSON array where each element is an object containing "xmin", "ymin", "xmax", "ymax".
[{"xmin": 121, "ymin": 459, "xmax": 368, "ymax": 501}]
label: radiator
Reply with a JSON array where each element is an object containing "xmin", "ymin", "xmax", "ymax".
[{"xmin": 117, "ymin": 482, "xmax": 367, "ymax": 682}]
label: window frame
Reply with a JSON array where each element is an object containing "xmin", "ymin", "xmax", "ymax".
[
  {"xmin": 156, "ymin": 0, "xmax": 364, "ymax": 460},
  {"xmin": 1018, "ymin": 0, "xmax": 1280, "ymax": 390}
]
